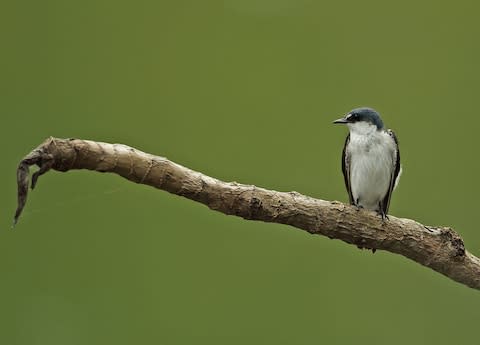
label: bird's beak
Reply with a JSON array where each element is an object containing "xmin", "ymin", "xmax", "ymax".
[{"xmin": 333, "ymin": 117, "xmax": 348, "ymax": 124}]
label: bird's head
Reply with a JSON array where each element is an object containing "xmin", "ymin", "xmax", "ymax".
[{"xmin": 333, "ymin": 107, "xmax": 384, "ymax": 134}]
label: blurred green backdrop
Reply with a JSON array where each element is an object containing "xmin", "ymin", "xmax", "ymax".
[{"xmin": 1, "ymin": 0, "xmax": 480, "ymax": 344}]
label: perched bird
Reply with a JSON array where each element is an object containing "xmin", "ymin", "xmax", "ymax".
[{"xmin": 333, "ymin": 107, "xmax": 402, "ymax": 219}]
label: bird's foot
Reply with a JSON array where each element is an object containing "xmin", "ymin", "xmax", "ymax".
[{"xmin": 377, "ymin": 207, "xmax": 389, "ymax": 221}]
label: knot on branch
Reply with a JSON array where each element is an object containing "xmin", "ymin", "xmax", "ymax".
[
  {"xmin": 249, "ymin": 195, "xmax": 262, "ymax": 218},
  {"xmin": 47, "ymin": 138, "xmax": 78, "ymax": 171},
  {"xmin": 440, "ymin": 228, "xmax": 466, "ymax": 258}
]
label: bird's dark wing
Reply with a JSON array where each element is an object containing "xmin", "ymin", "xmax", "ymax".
[
  {"xmin": 341, "ymin": 134, "xmax": 354, "ymax": 205},
  {"xmin": 381, "ymin": 129, "xmax": 401, "ymax": 215}
]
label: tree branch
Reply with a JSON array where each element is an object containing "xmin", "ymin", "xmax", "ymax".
[{"xmin": 14, "ymin": 137, "xmax": 480, "ymax": 290}]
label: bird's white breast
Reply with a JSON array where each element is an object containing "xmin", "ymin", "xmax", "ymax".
[{"xmin": 347, "ymin": 127, "xmax": 397, "ymax": 211}]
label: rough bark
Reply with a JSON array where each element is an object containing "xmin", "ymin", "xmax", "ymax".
[{"xmin": 14, "ymin": 137, "xmax": 480, "ymax": 290}]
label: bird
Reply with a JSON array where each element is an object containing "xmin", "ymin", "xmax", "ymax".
[{"xmin": 333, "ymin": 107, "xmax": 402, "ymax": 219}]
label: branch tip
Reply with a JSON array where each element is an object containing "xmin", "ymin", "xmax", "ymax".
[{"xmin": 14, "ymin": 145, "xmax": 54, "ymax": 225}]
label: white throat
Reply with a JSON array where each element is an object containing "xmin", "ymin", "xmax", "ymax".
[{"xmin": 347, "ymin": 121, "xmax": 379, "ymax": 136}]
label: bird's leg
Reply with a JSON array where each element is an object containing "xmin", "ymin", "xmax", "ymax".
[
  {"xmin": 354, "ymin": 198, "xmax": 364, "ymax": 212},
  {"xmin": 378, "ymin": 202, "xmax": 389, "ymax": 221}
]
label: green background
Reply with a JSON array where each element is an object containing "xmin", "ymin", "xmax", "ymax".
[{"xmin": 1, "ymin": 1, "xmax": 479, "ymax": 344}]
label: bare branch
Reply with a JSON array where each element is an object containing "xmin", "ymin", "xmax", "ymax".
[{"xmin": 14, "ymin": 137, "xmax": 480, "ymax": 290}]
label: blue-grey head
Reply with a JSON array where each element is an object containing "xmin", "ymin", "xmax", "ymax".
[{"xmin": 333, "ymin": 107, "xmax": 384, "ymax": 130}]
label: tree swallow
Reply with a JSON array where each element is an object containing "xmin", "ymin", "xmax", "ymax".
[{"xmin": 333, "ymin": 107, "xmax": 402, "ymax": 219}]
